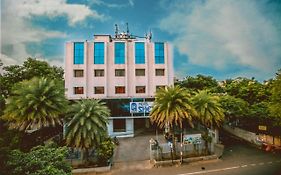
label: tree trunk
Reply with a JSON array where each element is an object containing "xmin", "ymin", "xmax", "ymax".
[{"xmin": 84, "ymin": 149, "xmax": 89, "ymax": 165}]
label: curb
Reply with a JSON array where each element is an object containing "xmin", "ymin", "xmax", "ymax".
[{"xmin": 152, "ymin": 154, "xmax": 218, "ymax": 167}]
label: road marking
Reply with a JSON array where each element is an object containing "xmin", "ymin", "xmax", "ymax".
[
  {"xmin": 177, "ymin": 166, "xmax": 240, "ymax": 175},
  {"xmin": 177, "ymin": 160, "xmax": 280, "ymax": 175}
]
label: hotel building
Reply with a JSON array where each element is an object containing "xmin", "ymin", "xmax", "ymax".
[{"xmin": 65, "ymin": 27, "xmax": 173, "ymax": 137}]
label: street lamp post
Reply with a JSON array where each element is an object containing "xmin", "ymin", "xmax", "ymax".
[
  {"xmin": 169, "ymin": 141, "xmax": 173, "ymax": 164},
  {"xmin": 180, "ymin": 130, "xmax": 183, "ymax": 164}
]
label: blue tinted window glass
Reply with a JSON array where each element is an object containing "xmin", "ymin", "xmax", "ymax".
[
  {"xmin": 94, "ymin": 42, "xmax": 104, "ymax": 64},
  {"xmin": 74, "ymin": 42, "xmax": 84, "ymax": 64},
  {"xmin": 115, "ymin": 42, "xmax": 125, "ymax": 64},
  {"xmin": 135, "ymin": 42, "xmax": 145, "ymax": 64},
  {"xmin": 154, "ymin": 42, "xmax": 164, "ymax": 64}
]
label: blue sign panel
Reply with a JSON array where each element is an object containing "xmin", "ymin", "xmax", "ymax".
[{"xmin": 130, "ymin": 102, "xmax": 153, "ymax": 113}]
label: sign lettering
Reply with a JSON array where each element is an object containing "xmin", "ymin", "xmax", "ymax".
[{"xmin": 130, "ymin": 102, "xmax": 153, "ymax": 113}]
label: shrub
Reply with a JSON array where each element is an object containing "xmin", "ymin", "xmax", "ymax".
[
  {"xmin": 7, "ymin": 144, "xmax": 71, "ymax": 175},
  {"xmin": 96, "ymin": 138, "xmax": 115, "ymax": 166}
]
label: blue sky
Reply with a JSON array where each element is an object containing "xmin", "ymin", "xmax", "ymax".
[{"xmin": 1, "ymin": 0, "xmax": 281, "ymax": 81}]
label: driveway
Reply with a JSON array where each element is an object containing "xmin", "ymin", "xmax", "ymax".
[{"xmin": 113, "ymin": 132, "xmax": 155, "ymax": 162}]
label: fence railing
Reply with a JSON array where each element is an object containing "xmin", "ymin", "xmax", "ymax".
[{"xmin": 150, "ymin": 141, "xmax": 210, "ymax": 161}]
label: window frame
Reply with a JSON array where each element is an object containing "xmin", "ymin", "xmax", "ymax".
[
  {"xmin": 115, "ymin": 86, "xmax": 126, "ymax": 94},
  {"xmin": 135, "ymin": 42, "xmax": 145, "ymax": 64},
  {"xmin": 74, "ymin": 69, "xmax": 84, "ymax": 77},
  {"xmin": 136, "ymin": 86, "xmax": 146, "ymax": 93},
  {"xmin": 74, "ymin": 42, "xmax": 84, "ymax": 64},
  {"xmin": 156, "ymin": 85, "xmax": 166, "ymax": 91},
  {"xmin": 115, "ymin": 69, "xmax": 125, "ymax": 77},
  {"xmin": 114, "ymin": 42, "xmax": 125, "ymax": 64},
  {"xmin": 94, "ymin": 69, "xmax": 105, "ymax": 77},
  {"xmin": 135, "ymin": 69, "xmax": 145, "ymax": 76},
  {"xmin": 74, "ymin": 87, "xmax": 84, "ymax": 94},
  {"xmin": 154, "ymin": 42, "xmax": 164, "ymax": 64},
  {"xmin": 94, "ymin": 42, "xmax": 105, "ymax": 64},
  {"xmin": 155, "ymin": 69, "xmax": 165, "ymax": 76},
  {"xmin": 94, "ymin": 86, "xmax": 105, "ymax": 94}
]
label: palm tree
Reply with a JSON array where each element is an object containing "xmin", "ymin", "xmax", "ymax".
[
  {"xmin": 2, "ymin": 77, "xmax": 67, "ymax": 131},
  {"xmin": 150, "ymin": 86, "xmax": 196, "ymax": 129},
  {"xmin": 64, "ymin": 99, "xmax": 110, "ymax": 162},
  {"xmin": 150, "ymin": 85, "xmax": 196, "ymax": 160},
  {"xmin": 192, "ymin": 90, "xmax": 224, "ymax": 154}
]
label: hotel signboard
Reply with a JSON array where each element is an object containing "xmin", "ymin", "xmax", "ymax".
[{"xmin": 130, "ymin": 102, "xmax": 153, "ymax": 113}]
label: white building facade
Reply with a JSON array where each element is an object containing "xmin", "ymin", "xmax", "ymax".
[{"xmin": 65, "ymin": 31, "xmax": 173, "ymax": 137}]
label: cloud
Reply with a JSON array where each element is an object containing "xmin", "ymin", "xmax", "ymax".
[
  {"xmin": 1, "ymin": 0, "xmax": 102, "ymax": 65},
  {"xmin": 128, "ymin": 0, "xmax": 134, "ymax": 6},
  {"xmin": 0, "ymin": 54, "xmax": 18, "ymax": 66},
  {"xmin": 87, "ymin": 0, "xmax": 134, "ymax": 8},
  {"xmin": 7, "ymin": 0, "xmax": 104, "ymax": 25},
  {"xmin": 159, "ymin": 0, "xmax": 281, "ymax": 79}
]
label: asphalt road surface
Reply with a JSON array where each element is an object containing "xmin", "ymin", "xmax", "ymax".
[{"xmin": 106, "ymin": 132, "xmax": 281, "ymax": 175}]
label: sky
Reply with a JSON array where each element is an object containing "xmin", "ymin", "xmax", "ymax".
[{"xmin": 1, "ymin": 0, "xmax": 281, "ymax": 81}]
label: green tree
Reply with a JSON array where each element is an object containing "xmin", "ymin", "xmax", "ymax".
[
  {"xmin": 178, "ymin": 74, "xmax": 222, "ymax": 93},
  {"xmin": 192, "ymin": 90, "xmax": 224, "ymax": 154},
  {"xmin": 2, "ymin": 77, "xmax": 67, "ymax": 131},
  {"xmin": 65, "ymin": 99, "xmax": 110, "ymax": 162},
  {"xmin": 150, "ymin": 85, "xmax": 196, "ymax": 159},
  {"xmin": 150, "ymin": 85, "xmax": 196, "ymax": 129},
  {"xmin": 0, "ymin": 126, "xmax": 22, "ymax": 174},
  {"xmin": 192, "ymin": 91, "xmax": 225, "ymax": 128},
  {"xmin": 219, "ymin": 95, "xmax": 249, "ymax": 123},
  {"xmin": 6, "ymin": 144, "xmax": 71, "ymax": 175},
  {"xmin": 269, "ymin": 69, "xmax": 281, "ymax": 124},
  {"xmin": 0, "ymin": 58, "xmax": 63, "ymax": 98},
  {"xmin": 224, "ymin": 77, "xmax": 270, "ymax": 105}
]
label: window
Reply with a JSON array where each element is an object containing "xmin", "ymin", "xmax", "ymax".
[
  {"xmin": 94, "ymin": 42, "xmax": 104, "ymax": 64},
  {"xmin": 136, "ymin": 86, "xmax": 146, "ymax": 93},
  {"xmin": 115, "ymin": 42, "xmax": 125, "ymax": 64},
  {"xmin": 155, "ymin": 42, "xmax": 164, "ymax": 64},
  {"xmin": 115, "ymin": 69, "xmax": 125, "ymax": 77},
  {"xmin": 135, "ymin": 42, "xmax": 145, "ymax": 64},
  {"xmin": 74, "ymin": 70, "xmax": 84, "ymax": 77},
  {"xmin": 74, "ymin": 87, "xmax": 84, "ymax": 94},
  {"xmin": 155, "ymin": 69, "xmax": 165, "ymax": 76},
  {"xmin": 94, "ymin": 87, "xmax": 104, "ymax": 94},
  {"xmin": 113, "ymin": 119, "xmax": 126, "ymax": 132},
  {"xmin": 135, "ymin": 69, "xmax": 145, "ymax": 76},
  {"xmin": 94, "ymin": 69, "xmax": 104, "ymax": 77},
  {"xmin": 156, "ymin": 85, "xmax": 166, "ymax": 91},
  {"xmin": 74, "ymin": 42, "xmax": 84, "ymax": 64},
  {"xmin": 115, "ymin": 86, "xmax": 125, "ymax": 94}
]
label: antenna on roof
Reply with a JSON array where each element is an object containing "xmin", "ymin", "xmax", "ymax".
[
  {"xmin": 126, "ymin": 22, "xmax": 129, "ymax": 35},
  {"xmin": 145, "ymin": 29, "xmax": 152, "ymax": 41},
  {"xmin": 115, "ymin": 24, "xmax": 119, "ymax": 38}
]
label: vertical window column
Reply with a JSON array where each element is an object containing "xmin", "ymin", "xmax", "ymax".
[
  {"xmin": 115, "ymin": 42, "xmax": 125, "ymax": 64},
  {"xmin": 94, "ymin": 42, "xmax": 104, "ymax": 64},
  {"xmin": 74, "ymin": 42, "xmax": 84, "ymax": 64},
  {"xmin": 155, "ymin": 42, "xmax": 164, "ymax": 64},
  {"xmin": 135, "ymin": 42, "xmax": 145, "ymax": 64}
]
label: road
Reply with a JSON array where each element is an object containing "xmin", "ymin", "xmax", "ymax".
[{"xmin": 104, "ymin": 132, "xmax": 281, "ymax": 175}]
